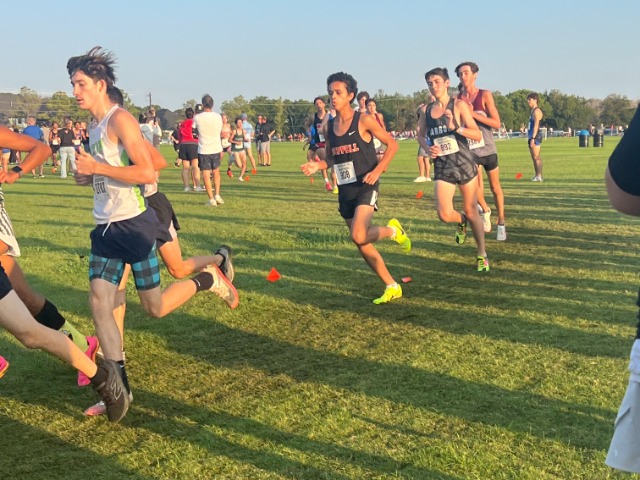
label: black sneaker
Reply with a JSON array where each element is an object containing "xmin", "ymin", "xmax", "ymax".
[
  {"xmin": 92, "ymin": 360, "xmax": 130, "ymax": 423},
  {"xmin": 215, "ymin": 245, "xmax": 234, "ymax": 282}
]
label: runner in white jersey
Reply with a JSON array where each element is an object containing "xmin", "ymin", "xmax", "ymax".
[{"xmin": 68, "ymin": 47, "xmax": 239, "ymax": 421}]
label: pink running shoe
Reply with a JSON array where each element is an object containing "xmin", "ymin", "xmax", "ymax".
[
  {"xmin": 84, "ymin": 400, "xmax": 107, "ymax": 416},
  {"xmin": 77, "ymin": 336, "xmax": 99, "ymax": 387},
  {"xmin": 0, "ymin": 355, "xmax": 9, "ymax": 379},
  {"xmin": 325, "ymin": 182, "xmax": 333, "ymax": 191}
]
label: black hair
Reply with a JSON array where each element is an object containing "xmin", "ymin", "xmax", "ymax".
[
  {"xmin": 66, "ymin": 46, "xmax": 117, "ymax": 87},
  {"xmin": 326, "ymin": 72, "xmax": 358, "ymax": 100},
  {"xmin": 202, "ymin": 94, "xmax": 214, "ymax": 109},
  {"xmin": 425, "ymin": 67, "xmax": 449, "ymax": 82},
  {"xmin": 454, "ymin": 61, "xmax": 479, "ymax": 77},
  {"xmin": 185, "ymin": 107, "xmax": 194, "ymax": 119},
  {"xmin": 107, "ymin": 85, "xmax": 124, "ymax": 107},
  {"xmin": 527, "ymin": 92, "xmax": 539, "ymax": 101},
  {"xmin": 313, "ymin": 96, "xmax": 325, "ymax": 105}
]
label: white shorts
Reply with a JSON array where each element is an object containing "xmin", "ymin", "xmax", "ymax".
[
  {"xmin": 0, "ymin": 204, "xmax": 20, "ymax": 257},
  {"xmin": 606, "ymin": 379, "xmax": 640, "ymax": 472}
]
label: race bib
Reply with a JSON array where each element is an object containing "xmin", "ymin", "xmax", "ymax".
[
  {"xmin": 335, "ymin": 161, "xmax": 357, "ymax": 185},
  {"xmin": 72, "ymin": 139, "xmax": 81, "ymax": 145},
  {"xmin": 467, "ymin": 136, "xmax": 485, "ymax": 150},
  {"xmin": 51, "ymin": 139, "xmax": 60, "ymax": 145},
  {"xmin": 434, "ymin": 135, "xmax": 459, "ymax": 156},
  {"xmin": 93, "ymin": 175, "xmax": 107, "ymax": 196},
  {"xmin": 373, "ymin": 138, "xmax": 382, "ymax": 150},
  {"xmin": 318, "ymin": 133, "xmax": 325, "ymax": 142},
  {"xmin": 221, "ymin": 139, "xmax": 231, "ymax": 148}
]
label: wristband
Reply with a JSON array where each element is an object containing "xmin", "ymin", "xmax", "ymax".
[
  {"xmin": 458, "ymin": 127, "xmax": 465, "ymax": 136},
  {"xmin": 11, "ymin": 166, "xmax": 23, "ymax": 178}
]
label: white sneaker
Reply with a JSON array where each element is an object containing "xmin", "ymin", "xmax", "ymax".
[
  {"xmin": 496, "ymin": 224, "xmax": 507, "ymax": 241},
  {"xmin": 205, "ymin": 198, "xmax": 217, "ymax": 207},
  {"xmin": 195, "ymin": 186, "xmax": 206, "ymax": 192},
  {"xmin": 184, "ymin": 187, "xmax": 190, "ymax": 192},
  {"xmin": 414, "ymin": 176, "xmax": 427, "ymax": 183},
  {"xmin": 214, "ymin": 194, "xmax": 224, "ymax": 204},
  {"xmin": 238, "ymin": 177, "xmax": 244, "ymax": 182},
  {"xmin": 425, "ymin": 177, "xmax": 432, "ymax": 181},
  {"xmin": 482, "ymin": 209, "xmax": 492, "ymax": 233}
]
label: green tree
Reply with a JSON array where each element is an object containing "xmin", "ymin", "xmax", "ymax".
[
  {"xmin": 220, "ymin": 95, "xmax": 250, "ymax": 122},
  {"xmin": 600, "ymin": 94, "xmax": 635, "ymax": 127},
  {"xmin": 493, "ymin": 92, "xmax": 516, "ymax": 130},
  {"xmin": 15, "ymin": 86, "xmax": 43, "ymax": 120},
  {"xmin": 46, "ymin": 91, "xmax": 76, "ymax": 123}
]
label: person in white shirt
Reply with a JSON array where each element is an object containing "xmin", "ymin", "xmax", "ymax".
[{"xmin": 192, "ymin": 94, "xmax": 224, "ymax": 206}]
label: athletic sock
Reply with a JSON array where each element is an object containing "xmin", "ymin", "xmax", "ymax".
[
  {"xmin": 62, "ymin": 321, "xmax": 89, "ymax": 350},
  {"xmin": 387, "ymin": 282, "xmax": 398, "ymax": 289},
  {"xmin": 460, "ymin": 212, "xmax": 467, "ymax": 224},
  {"xmin": 192, "ymin": 271, "xmax": 214, "ymax": 292},
  {"xmin": 389, "ymin": 226, "xmax": 397, "ymax": 239},
  {"xmin": 117, "ymin": 361, "xmax": 131, "ymax": 394}
]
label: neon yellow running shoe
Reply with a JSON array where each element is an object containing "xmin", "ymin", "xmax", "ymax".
[
  {"xmin": 387, "ymin": 218, "xmax": 411, "ymax": 253},
  {"xmin": 477, "ymin": 256, "xmax": 490, "ymax": 272},
  {"xmin": 373, "ymin": 284, "xmax": 403, "ymax": 304},
  {"xmin": 455, "ymin": 220, "xmax": 467, "ymax": 245}
]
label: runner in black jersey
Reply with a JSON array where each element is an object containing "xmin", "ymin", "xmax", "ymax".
[
  {"xmin": 416, "ymin": 67, "xmax": 489, "ymax": 272},
  {"xmin": 301, "ymin": 72, "xmax": 411, "ymax": 305}
]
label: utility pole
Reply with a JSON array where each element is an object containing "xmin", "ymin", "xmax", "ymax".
[{"xmin": 148, "ymin": 92, "xmax": 152, "ymax": 109}]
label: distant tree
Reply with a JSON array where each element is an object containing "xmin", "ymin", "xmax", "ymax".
[
  {"xmin": 493, "ymin": 92, "xmax": 516, "ymax": 130},
  {"xmin": 543, "ymin": 89, "xmax": 595, "ymax": 131},
  {"xmin": 600, "ymin": 94, "xmax": 636, "ymax": 126},
  {"xmin": 15, "ymin": 86, "xmax": 42, "ymax": 120},
  {"xmin": 182, "ymin": 99, "xmax": 197, "ymax": 111},
  {"xmin": 220, "ymin": 95, "xmax": 250, "ymax": 122},
  {"xmin": 46, "ymin": 91, "xmax": 76, "ymax": 122}
]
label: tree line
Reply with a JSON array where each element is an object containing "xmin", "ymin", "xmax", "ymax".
[{"xmin": 5, "ymin": 86, "xmax": 637, "ymax": 135}]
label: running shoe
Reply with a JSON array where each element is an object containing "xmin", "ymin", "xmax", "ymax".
[
  {"xmin": 477, "ymin": 256, "xmax": 490, "ymax": 272},
  {"xmin": 414, "ymin": 176, "xmax": 427, "ymax": 183},
  {"xmin": 325, "ymin": 182, "xmax": 333, "ymax": 191},
  {"xmin": 455, "ymin": 220, "xmax": 467, "ymax": 245},
  {"xmin": 203, "ymin": 263, "xmax": 239, "ymax": 309},
  {"xmin": 332, "ymin": 186, "xmax": 338, "ymax": 194},
  {"xmin": 205, "ymin": 198, "xmax": 217, "ymax": 207},
  {"xmin": 214, "ymin": 195, "xmax": 225, "ymax": 204},
  {"xmin": 184, "ymin": 187, "xmax": 191, "ymax": 192},
  {"xmin": 215, "ymin": 245, "xmax": 234, "ymax": 282},
  {"xmin": 387, "ymin": 218, "xmax": 411, "ymax": 253},
  {"xmin": 373, "ymin": 284, "xmax": 403, "ymax": 305},
  {"xmin": 482, "ymin": 208, "xmax": 492, "ymax": 233},
  {"xmin": 496, "ymin": 224, "xmax": 507, "ymax": 241},
  {"xmin": 238, "ymin": 177, "xmax": 244, "ymax": 182},
  {"xmin": 0, "ymin": 355, "xmax": 9, "ymax": 379},
  {"xmin": 227, "ymin": 169, "xmax": 233, "ymax": 178},
  {"xmin": 77, "ymin": 336, "xmax": 99, "ymax": 387},
  {"xmin": 195, "ymin": 186, "xmax": 206, "ymax": 192},
  {"xmin": 84, "ymin": 391, "xmax": 133, "ymax": 417},
  {"xmin": 92, "ymin": 360, "xmax": 130, "ymax": 423}
]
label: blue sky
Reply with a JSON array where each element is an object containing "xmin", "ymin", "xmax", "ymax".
[{"xmin": 2, "ymin": 0, "xmax": 637, "ymax": 111}]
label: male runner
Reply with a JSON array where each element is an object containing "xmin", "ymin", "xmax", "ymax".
[
  {"xmin": 68, "ymin": 47, "xmax": 237, "ymax": 419},
  {"xmin": 417, "ymin": 67, "xmax": 489, "ymax": 272},
  {"xmin": 455, "ymin": 61, "xmax": 507, "ymax": 240},
  {"xmin": 301, "ymin": 72, "xmax": 410, "ymax": 304}
]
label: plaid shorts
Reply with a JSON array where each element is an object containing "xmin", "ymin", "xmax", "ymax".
[{"xmin": 89, "ymin": 244, "xmax": 161, "ymax": 291}]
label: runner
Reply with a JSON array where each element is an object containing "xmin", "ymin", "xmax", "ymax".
[
  {"xmin": 67, "ymin": 46, "xmax": 238, "ymax": 420},
  {"xmin": 416, "ymin": 67, "xmax": 489, "ymax": 271},
  {"xmin": 230, "ymin": 117, "xmax": 247, "ymax": 182},
  {"xmin": 0, "ymin": 124, "xmax": 128, "ymax": 422},
  {"xmin": 301, "ymin": 72, "xmax": 411, "ymax": 304},
  {"xmin": 455, "ymin": 61, "xmax": 507, "ymax": 240}
]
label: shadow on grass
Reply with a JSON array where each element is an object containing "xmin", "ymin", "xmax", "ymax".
[
  {"xmin": 127, "ymin": 388, "xmax": 463, "ymax": 480},
  {"xmin": 0, "ymin": 416, "xmax": 155, "ymax": 480}
]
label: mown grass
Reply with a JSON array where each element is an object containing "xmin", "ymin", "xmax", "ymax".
[{"xmin": 1, "ymin": 135, "xmax": 639, "ymax": 479}]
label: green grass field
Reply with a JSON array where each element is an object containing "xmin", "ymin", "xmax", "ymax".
[{"xmin": 1, "ymin": 135, "xmax": 639, "ymax": 479}]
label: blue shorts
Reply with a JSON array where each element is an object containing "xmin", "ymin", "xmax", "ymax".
[
  {"xmin": 198, "ymin": 153, "xmax": 221, "ymax": 171},
  {"xmin": 89, "ymin": 244, "xmax": 161, "ymax": 291}
]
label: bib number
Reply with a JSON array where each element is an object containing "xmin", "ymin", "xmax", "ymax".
[
  {"xmin": 467, "ymin": 136, "xmax": 485, "ymax": 150},
  {"xmin": 93, "ymin": 175, "xmax": 107, "ymax": 196},
  {"xmin": 335, "ymin": 161, "xmax": 357, "ymax": 185},
  {"xmin": 434, "ymin": 135, "xmax": 460, "ymax": 155}
]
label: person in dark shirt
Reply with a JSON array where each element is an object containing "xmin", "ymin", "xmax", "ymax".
[
  {"xmin": 301, "ymin": 72, "xmax": 411, "ymax": 305},
  {"xmin": 605, "ymin": 105, "xmax": 640, "ymax": 473}
]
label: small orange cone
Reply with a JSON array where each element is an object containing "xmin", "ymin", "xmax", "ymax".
[
  {"xmin": 244, "ymin": 176, "xmax": 250, "ymax": 182},
  {"xmin": 402, "ymin": 277, "xmax": 412, "ymax": 283},
  {"xmin": 267, "ymin": 268, "xmax": 281, "ymax": 282},
  {"xmin": 416, "ymin": 190, "xmax": 423, "ymax": 199},
  {"xmin": 252, "ymin": 168, "xmax": 257, "ymax": 175},
  {"xmin": 310, "ymin": 176, "xmax": 314, "ymax": 184},
  {"xmin": 515, "ymin": 173, "xmax": 523, "ymax": 180}
]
